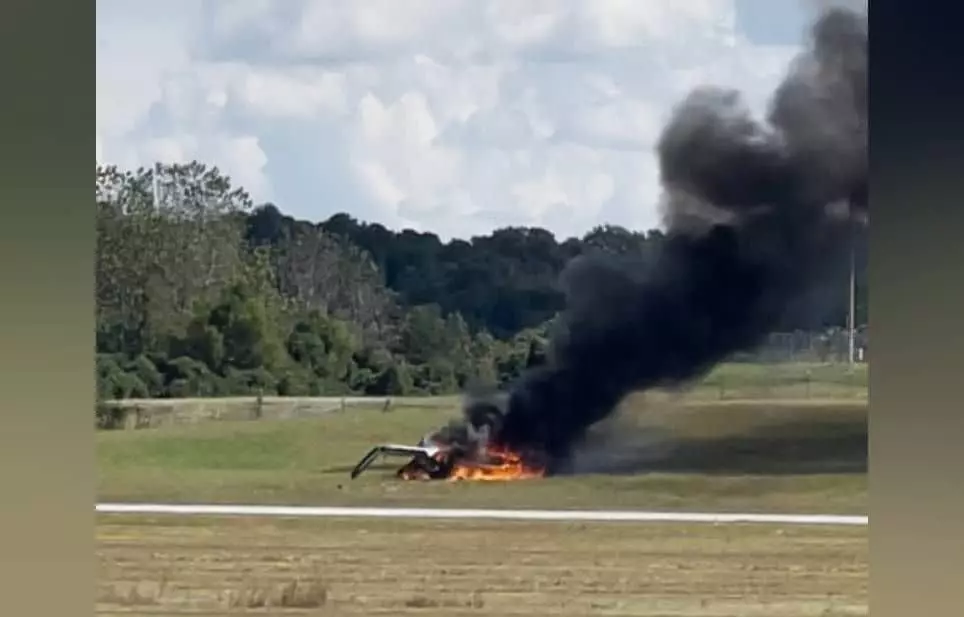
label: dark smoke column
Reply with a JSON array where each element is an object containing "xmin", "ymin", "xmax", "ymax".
[{"xmin": 468, "ymin": 7, "xmax": 868, "ymax": 467}]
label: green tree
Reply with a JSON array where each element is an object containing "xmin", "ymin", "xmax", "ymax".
[
  {"xmin": 96, "ymin": 162, "xmax": 253, "ymax": 355},
  {"xmin": 287, "ymin": 310, "xmax": 358, "ymax": 384},
  {"xmin": 371, "ymin": 361, "xmax": 415, "ymax": 396},
  {"xmin": 94, "ymin": 160, "xmax": 869, "ymax": 401}
]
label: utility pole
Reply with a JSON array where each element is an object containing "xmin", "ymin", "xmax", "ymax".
[
  {"xmin": 151, "ymin": 161, "xmax": 160, "ymax": 209},
  {"xmin": 847, "ymin": 213, "xmax": 857, "ymax": 365}
]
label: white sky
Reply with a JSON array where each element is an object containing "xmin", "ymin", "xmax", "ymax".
[{"xmin": 97, "ymin": 0, "xmax": 813, "ymax": 240}]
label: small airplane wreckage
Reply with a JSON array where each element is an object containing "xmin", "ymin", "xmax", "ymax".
[
  {"xmin": 349, "ymin": 434, "xmax": 459, "ymax": 481},
  {"xmin": 349, "ymin": 401, "xmax": 547, "ymax": 482}
]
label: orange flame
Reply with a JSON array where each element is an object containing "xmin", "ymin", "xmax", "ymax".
[
  {"xmin": 397, "ymin": 444, "xmax": 545, "ymax": 482},
  {"xmin": 448, "ymin": 444, "xmax": 545, "ymax": 482}
]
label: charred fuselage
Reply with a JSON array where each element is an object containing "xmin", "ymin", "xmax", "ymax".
[{"xmin": 350, "ymin": 414, "xmax": 547, "ymax": 482}]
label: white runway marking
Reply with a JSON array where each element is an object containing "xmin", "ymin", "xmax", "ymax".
[{"xmin": 96, "ymin": 503, "xmax": 867, "ymax": 526}]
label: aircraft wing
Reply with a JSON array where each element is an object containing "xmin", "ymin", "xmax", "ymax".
[{"xmin": 349, "ymin": 444, "xmax": 440, "ymax": 479}]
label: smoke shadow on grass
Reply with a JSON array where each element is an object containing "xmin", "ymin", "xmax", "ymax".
[{"xmin": 563, "ymin": 414, "xmax": 867, "ymax": 477}]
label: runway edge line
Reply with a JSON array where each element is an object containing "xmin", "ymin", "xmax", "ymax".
[{"xmin": 95, "ymin": 503, "xmax": 868, "ymax": 526}]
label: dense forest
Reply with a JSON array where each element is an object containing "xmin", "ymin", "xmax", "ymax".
[{"xmin": 96, "ymin": 162, "xmax": 868, "ymax": 400}]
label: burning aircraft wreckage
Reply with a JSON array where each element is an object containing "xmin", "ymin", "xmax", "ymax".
[
  {"xmin": 351, "ymin": 6, "xmax": 867, "ymax": 484},
  {"xmin": 350, "ymin": 397, "xmax": 549, "ymax": 482}
]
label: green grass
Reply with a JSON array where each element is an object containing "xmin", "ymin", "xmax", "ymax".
[
  {"xmin": 98, "ymin": 396, "xmax": 867, "ymax": 514},
  {"xmin": 712, "ymin": 361, "xmax": 866, "ymax": 380},
  {"xmin": 686, "ymin": 361, "xmax": 867, "ymax": 400}
]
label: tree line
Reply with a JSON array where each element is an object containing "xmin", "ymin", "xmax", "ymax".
[{"xmin": 96, "ymin": 162, "xmax": 868, "ymax": 400}]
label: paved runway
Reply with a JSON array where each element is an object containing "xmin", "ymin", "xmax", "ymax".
[{"xmin": 96, "ymin": 503, "xmax": 868, "ymax": 526}]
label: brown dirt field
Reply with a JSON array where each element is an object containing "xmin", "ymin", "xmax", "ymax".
[{"xmin": 96, "ymin": 515, "xmax": 867, "ymax": 616}]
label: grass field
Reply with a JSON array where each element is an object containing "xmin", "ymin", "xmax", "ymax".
[
  {"xmin": 97, "ymin": 365, "xmax": 867, "ymax": 616},
  {"xmin": 685, "ymin": 362, "xmax": 866, "ymax": 401},
  {"xmin": 96, "ymin": 515, "xmax": 867, "ymax": 616},
  {"xmin": 98, "ymin": 396, "xmax": 867, "ymax": 514}
]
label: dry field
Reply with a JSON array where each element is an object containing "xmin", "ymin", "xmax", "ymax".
[{"xmin": 97, "ymin": 515, "xmax": 867, "ymax": 616}]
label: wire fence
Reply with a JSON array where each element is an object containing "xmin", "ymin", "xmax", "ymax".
[
  {"xmin": 731, "ymin": 327, "xmax": 868, "ymax": 364},
  {"xmin": 676, "ymin": 328, "xmax": 870, "ymax": 401},
  {"xmin": 99, "ymin": 329, "xmax": 869, "ymax": 429},
  {"xmin": 689, "ymin": 364, "xmax": 867, "ymax": 401}
]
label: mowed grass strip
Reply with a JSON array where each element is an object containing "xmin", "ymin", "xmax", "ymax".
[
  {"xmin": 685, "ymin": 362, "xmax": 867, "ymax": 401},
  {"xmin": 98, "ymin": 398, "xmax": 867, "ymax": 514},
  {"xmin": 96, "ymin": 516, "xmax": 868, "ymax": 616}
]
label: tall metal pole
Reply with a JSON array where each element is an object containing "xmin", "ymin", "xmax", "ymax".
[
  {"xmin": 847, "ymin": 217, "xmax": 856, "ymax": 365},
  {"xmin": 152, "ymin": 161, "xmax": 161, "ymax": 209}
]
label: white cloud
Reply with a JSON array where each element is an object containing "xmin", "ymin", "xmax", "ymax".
[
  {"xmin": 235, "ymin": 67, "xmax": 349, "ymax": 119},
  {"xmin": 96, "ymin": 1, "xmax": 200, "ymax": 137},
  {"xmin": 96, "ymin": 0, "xmax": 802, "ymax": 240}
]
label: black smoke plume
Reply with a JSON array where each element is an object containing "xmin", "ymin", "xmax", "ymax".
[{"xmin": 463, "ymin": 7, "xmax": 867, "ymax": 470}]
